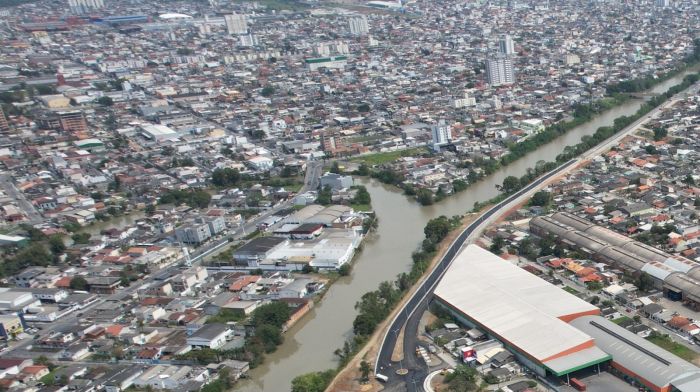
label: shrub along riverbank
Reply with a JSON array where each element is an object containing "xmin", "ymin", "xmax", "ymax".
[
  {"xmin": 291, "ymin": 215, "xmax": 463, "ymax": 391},
  {"xmin": 291, "ymin": 68, "xmax": 700, "ymax": 392}
]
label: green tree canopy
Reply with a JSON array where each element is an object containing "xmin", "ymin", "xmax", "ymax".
[{"xmin": 70, "ymin": 276, "xmax": 89, "ymax": 291}]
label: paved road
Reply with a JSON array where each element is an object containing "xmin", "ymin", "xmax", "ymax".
[
  {"xmin": 374, "ymin": 159, "xmax": 578, "ymax": 390},
  {"xmin": 375, "ymin": 80, "xmax": 700, "ymax": 391},
  {"xmin": 0, "ymin": 174, "xmax": 42, "ymax": 223}
]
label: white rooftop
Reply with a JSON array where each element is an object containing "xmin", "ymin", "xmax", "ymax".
[{"xmin": 434, "ymin": 245, "xmax": 598, "ymax": 362}]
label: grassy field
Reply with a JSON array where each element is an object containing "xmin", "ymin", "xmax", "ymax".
[
  {"xmin": 350, "ymin": 204, "xmax": 372, "ymax": 212},
  {"xmin": 350, "ymin": 147, "xmax": 427, "ymax": 165},
  {"xmin": 647, "ymin": 334, "xmax": 699, "ymax": 362},
  {"xmin": 612, "ymin": 316, "xmax": 632, "ymax": 325},
  {"xmin": 562, "ymin": 286, "xmax": 580, "ymax": 295}
]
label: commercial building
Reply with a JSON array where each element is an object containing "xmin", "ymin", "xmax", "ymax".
[
  {"xmin": 530, "ymin": 212, "xmax": 700, "ymax": 309},
  {"xmin": 434, "ymin": 245, "xmax": 700, "ymax": 391},
  {"xmin": 0, "ymin": 314, "xmax": 25, "ymax": 340},
  {"xmin": 319, "ymin": 173, "xmax": 354, "ymax": 190},
  {"xmin": 485, "ymin": 56, "xmax": 515, "ymax": 86},
  {"xmin": 305, "ymin": 56, "xmax": 348, "ymax": 71},
  {"xmin": 434, "ymin": 245, "xmax": 608, "ymax": 379},
  {"xmin": 224, "ymin": 14, "xmax": 247, "ymax": 35},
  {"xmin": 186, "ymin": 323, "xmax": 229, "ymax": 349},
  {"xmin": 140, "ymin": 124, "xmax": 179, "ymax": 141},
  {"xmin": 233, "ymin": 237, "xmax": 287, "ymax": 267},
  {"xmin": 348, "ymin": 16, "xmax": 369, "ymax": 35}
]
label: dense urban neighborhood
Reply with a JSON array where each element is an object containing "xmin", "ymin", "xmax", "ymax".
[{"xmin": 2, "ymin": 0, "xmax": 700, "ymax": 391}]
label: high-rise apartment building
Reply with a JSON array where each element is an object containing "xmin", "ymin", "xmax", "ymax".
[
  {"xmin": 349, "ymin": 16, "xmax": 369, "ymax": 36},
  {"xmin": 58, "ymin": 111, "xmax": 88, "ymax": 133},
  {"xmin": 224, "ymin": 14, "xmax": 248, "ymax": 35},
  {"xmin": 498, "ymin": 34, "xmax": 515, "ymax": 56},
  {"xmin": 431, "ymin": 120, "xmax": 452, "ymax": 152},
  {"xmin": 239, "ymin": 34, "xmax": 259, "ymax": 47},
  {"xmin": 0, "ymin": 109, "xmax": 9, "ymax": 132},
  {"xmin": 67, "ymin": 0, "xmax": 104, "ymax": 14},
  {"xmin": 486, "ymin": 56, "xmax": 515, "ymax": 87}
]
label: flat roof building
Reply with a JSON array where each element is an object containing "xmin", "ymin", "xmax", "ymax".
[
  {"xmin": 570, "ymin": 315, "xmax": 700, "ymax": 392},
  {"xmin": 435, "ymin": 245, "xmax": 700, "ymax": 389},
  {"xmin": 434, "ymin": 245, "xmax": 607, "ymax": 378}
]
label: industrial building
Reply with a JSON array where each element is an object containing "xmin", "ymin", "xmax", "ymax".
[
  {"xmin": 434, "ymin": 245, "xmax": 700, "ymax": 392},
  {"xmin": 530, "ymin": 213, "xmax": 700, "ymax": 309},
  {"xmin": 571, "ymin": 315, "xmax": 700, "ymax": 392},
  {"xmin": 434, "ymin": 245, "xmax": 608, "ymax": 379}
]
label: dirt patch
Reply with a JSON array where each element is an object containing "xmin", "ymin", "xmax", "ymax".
[
  {"xmin": 391, "ymin": 326, "xmax": 405, "ymax": 362},
  {"xmin": 325, "ymin": 212, "xmax": 484, "ymax": 392},
  {"xmin": 431, "ymin": 373, "xmax": 449, "ymax": 391}
]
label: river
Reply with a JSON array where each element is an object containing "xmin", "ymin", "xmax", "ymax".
[{"xmin": 235, "ymin": 67, "xmax": 699, "ymax": 392}]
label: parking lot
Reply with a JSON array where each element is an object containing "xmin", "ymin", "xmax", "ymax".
[{"xmin": 558, "ymin": 371, "xmax": 637, "ymax": 392}]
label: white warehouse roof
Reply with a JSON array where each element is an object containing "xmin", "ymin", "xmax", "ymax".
[{"xmin": 434, "ymin": 245, "xmax": 600, "ymax": 363}]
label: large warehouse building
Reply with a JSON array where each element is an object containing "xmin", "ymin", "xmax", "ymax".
[
  {"xmin": 530, "ymin": 212, "xmax": 700, "ymax": 309},
  {"xmin": 434, "ymin": 245, "xmax": 700, "ymax": 392}
]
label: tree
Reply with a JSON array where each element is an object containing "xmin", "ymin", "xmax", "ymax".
[
  {"xmin": 145, "ymin": 204, "xmax": 156, "ymax": 215},
  {"xmin": 48, "ymin": 235, "xmax": 66, "ymax": 255},
  {"xmin": 452, "ymin": 179, "xmax": 468, "ymax": 192},
  {"xmin": 354, "ymin": 163, "xmax": 370, "ymax": 176},
  {"xmin": 316, "ymin": 185, "xmax": 332, "ymax": 205},
  {"xmin": 329, "ymin": 161, "xmax": 342, "ymax": 174},
  {"xmin": 653, "ymin": 127, "xmax": 667, "ymax": 141},
  {"xmin": 359, "ymin": 360, "xmax": 371, "ymax": 382},
  {"xmin": 444, "ymin": 365, "xmax": 478, "ymax": 392},
  {"xmin": 357, "ymin": 103, "xmax": 370, "ymax": 112},
  {"xmin": 416, "ymin": 188, "xmax": 434, "ymax": 205},
  {"xmin": 251, "ymin": 302, "xmax": 291, "ymax": 328},
  {"xmin": 490, "ymin": 236, "xmax": 505, "ymax": 254},
  {"xmin": 338, "ymin": 263, "xmax": 351, "ymax": 276},
  {"xmin": 637, "ymin": 272, "xmax": 654, "ymax": 292},
  {"xmin": 291, "ymin": 370, "xmax": 336, "ymax": 392},
  {"xmin": 211, "ymin": 168, "xmax": 241, "ymax": 187},
  {"xmin": 501, "ymin": 175, "xmax": 521, "ymax": 194},
  {"xmin": 529, "ymin": 190, "xmax": 552, "ymax": 207},
  {"xmin": 261, "ymin": 85, "xmax": 275, "ymax": 97},
  {"xmin": 683, "ymin": 174, "xmax": 695, "ymax": 186},
  {"xmin": 352, "ymin": 186, "xmax": 371, "ymax": 206},
  {"xmin": 71, "ymin": 232, "xmax": 91, "ymax": 244},
  {"xmin": 97, "ymin": 96, "xmax": 113, "ymax": 106},
  {"xmin": 424, "ymin": 216, "xmax": 451, "ymax": 245},
  {"xmin": 189, "ymin": 191, "xmax": 212, "ymax": 209},
  {"xmin": 69, "ymin": 276, "xmax": 89, "ymax": 291},
  {"xmin": 255, "ymin": 324, "xmax": 283, "ymax": 350}
]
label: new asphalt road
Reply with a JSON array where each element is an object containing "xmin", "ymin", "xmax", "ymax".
[{"xmin": 374, "ymin": 159, "xmax": 577, "ymax": 390}]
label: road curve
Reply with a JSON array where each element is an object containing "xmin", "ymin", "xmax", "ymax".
[{"xmin": 374, "ymin": 159, "xmax": 577, "ymax": 389}]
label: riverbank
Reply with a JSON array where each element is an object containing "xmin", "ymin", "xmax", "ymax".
[
  {"xmin": 350, "ymin": 55, "xmax": 700, "ymax": 206},
  {"xmin": 324, "ymin": 211, "xmax": 485, "ymax": 392},
  {"xmin": 237, "ymin": 67, "xmax": 700, "ymax": 392},
  {"xmin": 319, "ymin": 70, "xmax": 700, "ymax": 392}
]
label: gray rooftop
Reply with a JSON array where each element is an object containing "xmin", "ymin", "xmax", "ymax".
[{"xmin": 570, "ymin": 315, "xmax": 700, "ymax": 390}]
